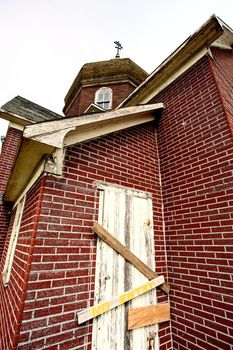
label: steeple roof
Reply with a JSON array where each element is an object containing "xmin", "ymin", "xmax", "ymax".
[{"xmin": 64, "ymin": 58, "xmax": 148, "ymax": 114}]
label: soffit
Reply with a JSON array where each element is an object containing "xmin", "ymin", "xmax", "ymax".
[{"xmin": 4, "ymin": 139, "xmax": 54, "ymax": 202}]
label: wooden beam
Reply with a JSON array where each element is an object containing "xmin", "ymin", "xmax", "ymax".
[
  {"xmin": 24, "ymin": 103, "xmax": 164, "ymax": 138},
  {"xmin": 119, "ymin": 15, "xmax": 224, "ymax": 108},
  {"xmin": 63, "ymin": 114, "xmax": 154, "ymax": 147},
  {"xmin": 92, "ymin": 223, "xmax": 170, "ymax": 294},
  {"xmin": 77, "ymin": 275, "xmax": 164, "ymax": 324},
  {"xmin": 0, "ymin": 108, "xmax": 33, "ymax": 126},
  {"xmin": 128, "ymin": 303, "xmax": 170, "ymax": 330},
  {"xmin": 30, "ymin": 127, "xmax": 76, "ymax": 148}
]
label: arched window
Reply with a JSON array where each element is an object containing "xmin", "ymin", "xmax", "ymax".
[{"xmin": 95, "ymin": 87, "xmax": 112, "ymax": 110}]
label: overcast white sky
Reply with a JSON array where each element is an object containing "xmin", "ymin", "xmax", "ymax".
[{"xmin": 0, "ymin": 0, "xmax": 232, "ymax": 138}]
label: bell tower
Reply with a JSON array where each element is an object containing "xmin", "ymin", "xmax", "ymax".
[{"xmin": 63, "ymin": 58, "xmax": 148, "ymax": 116}]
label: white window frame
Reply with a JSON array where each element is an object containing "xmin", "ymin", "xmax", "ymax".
[
  {"xmin": 95, "ymin": 87, "xmax": 112, "ymax": 110},
  {"xmin": 2, "ymin": 196, "xmax": 26, "ymax": 286}
]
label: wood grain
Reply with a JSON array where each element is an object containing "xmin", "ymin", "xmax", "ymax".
[
  {"xmin": 128, "ymin": 303, "xmax": 170, "ymax": 330},
  {"xmin": 92, "ymin": 222, "xmax": 170, "ymax": 294},
  {"xmin": 77, "ymin": 276, "xmax": 164, "ymax": 324}
]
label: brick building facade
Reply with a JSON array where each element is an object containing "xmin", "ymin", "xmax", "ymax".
[{"xmin": 0, "ymin": 15, "xmax": 232, "ymax": 350}]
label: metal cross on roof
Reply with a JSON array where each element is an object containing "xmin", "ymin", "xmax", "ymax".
[{"xmin": 114, "ymin": 41, "xmax": 123, "ymax": 58}]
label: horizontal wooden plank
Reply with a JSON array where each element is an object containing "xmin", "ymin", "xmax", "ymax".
[
  {"xmin": 128, "ymin": 303, "xmax": 170, "ymax": 330},
  {"xmin": 24, "ymin": 103, "xmax": 164, "ymax": 137},
  {"xmin": 92, "ymin": 222, "xmax": 170, "ymax": 294},
  {"xmin": 77, "ymin": 275, "xmax": 164, "ymax": 324}
]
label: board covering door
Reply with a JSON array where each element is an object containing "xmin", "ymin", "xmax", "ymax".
[{"xmin": 92, "ymin": 185, "xmax": 159, "ymax": 350}]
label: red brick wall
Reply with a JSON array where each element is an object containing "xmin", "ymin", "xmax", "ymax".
[
  {"xmin": 16, "ymin": 124, "xmax": 172, "ymax": 349},
  {"xmin": 151, "ymin": 54, "xmax": 233, "ymax": 349},
  {"xmin": 209, "ymin": 48, "xmax": 233, "ymax": 135},
  {"xmin": 0, "ymin": 127, "xmax": 22, "ymax": 258},
  {"xmin": 65, "ymin": 82, "xmax": 135, "ymax": 116},
  {"xmin": 0, "ymin": 176, "xmax": 46, "ymax": 350}
]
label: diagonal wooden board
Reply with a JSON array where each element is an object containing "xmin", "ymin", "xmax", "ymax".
[
  {"xmin": 77, "ymin": 275, "xmax": 165, "ymax": 324},
  {"xmin": 128, "ymin": 303, "xmax": 170, "ymax": 330},
  {"xmin": 92, "ymin": 222, "xmax": 170, "ymax": 294}
]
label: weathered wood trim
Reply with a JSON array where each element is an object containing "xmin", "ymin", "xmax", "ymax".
[
  {"xmin": 9, "ymin": 122, "xmax": 24, "ymax": 131},
  {"xmin": 96, "ymin": 181, "xmax": 152, "ymax": 198},
  {"xmin": 24, "ymin": 103, "xmax": 164, "ymax": 139},
  {"xmin": 44, "ymin": 148, "xmax": 65, "ymax": 176},
  {"xmin": 128, "ymin": 303, "xmax": 170, "ymax": 330},
  {"xmin": 13, "ymin": 159, "xmax": 46, "ymax": 208},
  {"xmin": 63, "ymin": 114, "xmax": 154, "ymax": 147},
  {"xmin": 119, "ymin": 15, "xmax": 224, "ymax": 107},
  {"xmin": 2, "ymin": 196, "xmax": 26, "ymax": 286},
  {"xmin": 28, "ymin": 127, "xmax": 75, "ymax": 148},
  {"xmin": 92, "ymin": 223, "xmax": 170, "ymax": 294},
  {"xmin": 119, "ymin": 48, "xmax": 209, "ymax": 107},
  {"xmin": 77, "ymin": 276, "xmax": 164, "ymax": 324},
  {"xmin": 141, "ymin": 48, "xmax": 208, "ymax": 104},
  {"xmin": 0, "ymin": 108, "xmax": 32, "ymax": 126},
  {"xmin": 4, "ymin": 139, "xmax": 55, "ymax": 203}
]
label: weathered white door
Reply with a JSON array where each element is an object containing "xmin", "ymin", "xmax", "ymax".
[{"xmin": 92, "ymin": 184, "xmax": 159, "ymax": 350}]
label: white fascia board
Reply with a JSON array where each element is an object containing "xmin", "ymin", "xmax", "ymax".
[
  {"xmin": 9, "ymin": 122, "xmax": 24, "ymax": 131},
  {"xmin": 212, "ymin": 21, "xmax": 233, "ymax": 49},
  {"xmin": 118, "ymin": 15, "xmax": 224, "ymax": 107},
  {"xmin": 24, "ymin": 103, "xmax": 164, "ymax": 148},
  {"xmin": 0, "ymin": 108, "xmax": 33, "ymax": 126},
  {"xmin": 141, "ymin": 48, "xmax": 209, "ymax": 104}
]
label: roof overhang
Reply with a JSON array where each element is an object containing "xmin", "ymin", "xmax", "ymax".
[
  {"xmin": 119, "ymin": 15, "xmax": 231, "ymax": 107},
  {"xmin": 0, "ymin": 108, "xmax": 33, "ymax": 127},
  {"xmin": 4, "ymin": 103, "xmax": 164, "ymax": 202},
  {"xmin": 24, "ymin": 103, "xmax": 164, "ymax": 148},
  {"xmin": 4, "ymin": 138, "xmax": 55, "ymax": 202},
  {"xmin": 211, "ymin": 17, "xmax": 233, "ymax": 49}
]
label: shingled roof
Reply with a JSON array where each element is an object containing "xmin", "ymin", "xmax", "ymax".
[{"xmin": 1, "ymin": 96, "xmax": 63, "ymax": 123}]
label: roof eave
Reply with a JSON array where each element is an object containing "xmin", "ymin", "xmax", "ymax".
[
  {"xmin": 0, "ymin": 108, "xmax": 33, "ymax": 127},
  {"xmin": 4, "ymin": 138, "xmax": 55, "ymax": 202},
  {"xmin": 4, "ymin": 103, "xmax": 164, "ymax": 203},
  {"xmin": 119, "ymin": 14, "xmax": 224, "ymax": 107},
  {"xmin": 24, "ymin": 103, "xmax": 164, "ymax": 148}
]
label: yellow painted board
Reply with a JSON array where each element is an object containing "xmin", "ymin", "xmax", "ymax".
[{"xmin": 77, "ymin": 275, "xmax": 164, "ymax": 324}]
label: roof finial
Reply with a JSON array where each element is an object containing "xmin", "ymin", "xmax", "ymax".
[{"xmin": 114, "ymin": 41, "xmax": 123, "ymax": 58}]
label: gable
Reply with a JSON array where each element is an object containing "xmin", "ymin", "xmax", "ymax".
[
  {"xmin": 3, "ymin": 103, "xmax": 163, "ymax": 202},
  {"xmin": 119, "ymin": 15, "xmax": 233, "ymax": 108}
]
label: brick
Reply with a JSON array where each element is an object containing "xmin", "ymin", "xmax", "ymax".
[
  {"xmin": 31, "ymin": 324, "xmax": 61, "ymax": 340},
  {"xmin": 1, "ymin": 45, "xmax": 232, "ymax": 350},
  {"xmin": 151, "ymin": 51, "xmax": 233, "ymax": 350}
]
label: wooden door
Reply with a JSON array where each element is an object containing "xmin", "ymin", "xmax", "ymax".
[{"xmin": 92, "ymin": 184, "xmax": 159, "ymax": 350}]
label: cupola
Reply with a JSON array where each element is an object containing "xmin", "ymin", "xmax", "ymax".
[{"xmin": 63, "ymin": 58, "xmax": 148, "ymax": 116}]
